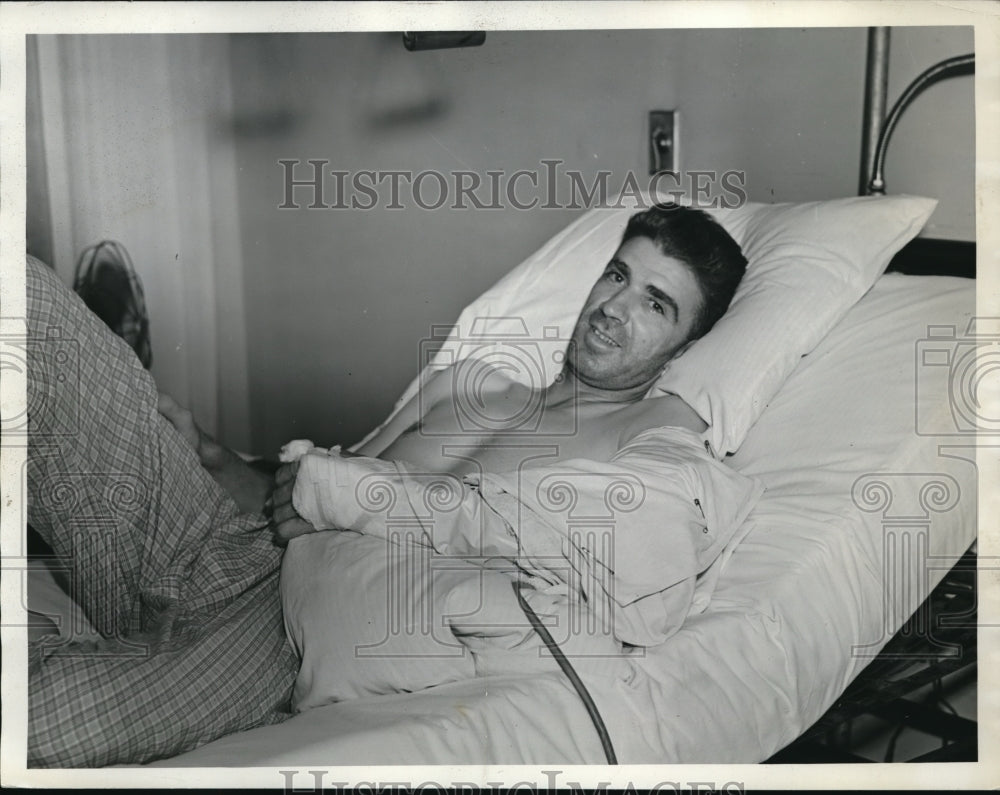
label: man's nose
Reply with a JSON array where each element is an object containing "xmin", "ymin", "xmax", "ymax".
[{"xmin": 600, "ymin": 289, "xmax": 630, "ymax": 322}]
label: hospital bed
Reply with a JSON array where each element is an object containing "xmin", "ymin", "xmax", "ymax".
[{"xmin": 28, "ymin": 34, "xmax": 980, "ymax": 768}]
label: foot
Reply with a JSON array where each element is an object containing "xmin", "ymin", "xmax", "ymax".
[{"xmin": 157, "ymin": 392, "xmax": 227, "ymax": 470}]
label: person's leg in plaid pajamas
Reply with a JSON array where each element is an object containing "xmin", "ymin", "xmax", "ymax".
[{"xmin": 25, "ymin": 255, "xmax": 299, "ymax": 767}]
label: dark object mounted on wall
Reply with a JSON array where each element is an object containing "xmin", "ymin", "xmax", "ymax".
[
  {"xmin": 73, "ymin": 240, "xmax": 153, "ymax": 368},
  {"xmin": 402, "ymin": 31, "xmax": 486, "ymax": 51}
]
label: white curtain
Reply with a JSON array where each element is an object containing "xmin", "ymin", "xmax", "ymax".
[{"xmin": 30, "ymin": 34, "xmax": 250, "ymax": 450}]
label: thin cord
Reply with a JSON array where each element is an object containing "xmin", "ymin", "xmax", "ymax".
[{"xmin": 511, "ymin": 580, "xmax": 618, "ymax": 765}]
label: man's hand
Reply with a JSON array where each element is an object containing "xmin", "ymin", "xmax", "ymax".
[
  {"xmin": 267, "ymin": 461, "xmax": 318, "ymax": 545},
  {"xmin": 159, "ymin": 391, "xmax": 274, "ymax": 514},
  {"xmin": 157, "ymin": 392, "xmax": 228, "ymax": 470}
]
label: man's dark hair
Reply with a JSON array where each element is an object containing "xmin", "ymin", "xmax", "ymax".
[{"xmin": 620, "ymin": 203, "xmax": 747, "ymax": 341}]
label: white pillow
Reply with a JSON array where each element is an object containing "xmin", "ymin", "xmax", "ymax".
[
  {"xmin": 358, "ymin": 195, "xmax": 936, "ymax": 457},
  {"xmin": 655, "ymin": 196, "xmax": 936, "ymax": 454}
]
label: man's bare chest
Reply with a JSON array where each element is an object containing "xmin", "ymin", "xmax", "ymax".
[{"xmin": 381, "ymin": 388, "xmax": 624, "ymax": 475}]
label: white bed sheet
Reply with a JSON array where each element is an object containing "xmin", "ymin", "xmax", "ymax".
[{"xmin": 143, "ymin": 272, "xmax": 976, "ymax": 766}]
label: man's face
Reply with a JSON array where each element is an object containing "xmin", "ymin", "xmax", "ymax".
[{"xmin": 566, "ymin": 236, "xmax": 703, "ymax": 391}]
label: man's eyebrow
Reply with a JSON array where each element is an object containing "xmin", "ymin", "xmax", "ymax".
[{"xmin": 646, "ymin": 284, "xmax": 679, "ymax": 321}]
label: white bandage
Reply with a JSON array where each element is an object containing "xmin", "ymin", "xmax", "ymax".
[{"xmin": 278, "ymin": 439, "xmax": 340, "ymax": 463}]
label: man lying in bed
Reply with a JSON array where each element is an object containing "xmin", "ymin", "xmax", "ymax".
[{"xmin": 26, "ymin": 204, "xmax": 746, "ymax": 767}]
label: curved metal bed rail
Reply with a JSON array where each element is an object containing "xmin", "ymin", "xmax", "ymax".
[{"xmin": 867, "ymin": 53, "xmax": 975, "ymax": 195}]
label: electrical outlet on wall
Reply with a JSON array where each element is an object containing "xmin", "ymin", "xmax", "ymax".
[{"xmin": 648, "ymin": 110, "xmax": 678, "ymax": 175}]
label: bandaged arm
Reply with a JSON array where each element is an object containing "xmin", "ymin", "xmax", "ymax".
[
  {"xmin": 289, "ymin": 428, "xmax": 764, "ymax": 646},
  {"xmin": 290, "ymin": 450, "xmax": 520, "ymax": 560}
]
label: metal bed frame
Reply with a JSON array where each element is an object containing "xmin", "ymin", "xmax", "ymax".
[{"xmin": 767, "ymin": 28, "xmax": 977, "ymax": 764}]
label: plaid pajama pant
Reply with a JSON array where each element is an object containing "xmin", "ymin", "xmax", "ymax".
[{"xmin": 25, "ymin": 255, "xmax": 299, "ymax": 767}]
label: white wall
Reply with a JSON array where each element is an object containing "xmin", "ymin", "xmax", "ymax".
[
  {"xmin": 670, "ymin": 28, "xmax": 867, "ymax": 200},
  {"xmin": 28, "ymin": 35, "xmax": 252, "ymax": 449},
  {"xmin": 229, "ymin": 27, "xmax": 975, "ymax": 455}
]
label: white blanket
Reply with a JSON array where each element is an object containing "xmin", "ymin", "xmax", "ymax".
[{"xmin": 283, "ymin": 426, "xmax": 762, "ymax": 710}]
